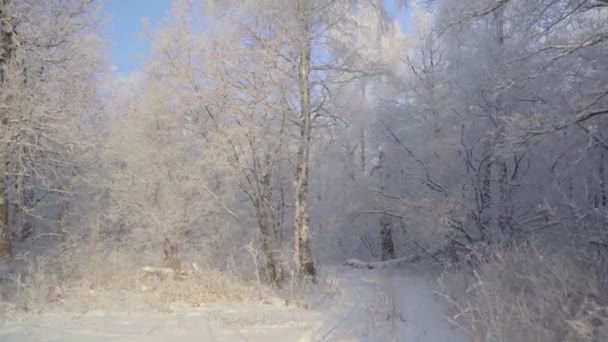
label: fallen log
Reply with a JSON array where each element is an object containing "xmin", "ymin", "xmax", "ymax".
[
  {"xmin": 139, "ymin": 266, "xmax": 188, "ymax": 280},
  {"xmin": 140, "ymin": 266, "xmax": 175, "ymax": 275},
  {"xmin": 344, "ymin": 241, "xmax": 457, "ymax": 269},
  {"xmin": 344, "ymin": 254, "xmax": 422, "ymax": 269}
]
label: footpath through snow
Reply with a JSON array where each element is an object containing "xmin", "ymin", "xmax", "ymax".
[{"xmin": 0, "ymin": 266, "xmax": 469, "ymax": 341}]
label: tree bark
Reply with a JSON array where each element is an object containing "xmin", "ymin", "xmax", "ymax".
[
  {"xmin": 479, "ymin": 148, "xmax": 493, "ymax": 242},
  {"xmin": 376, "ymin": 150, "xmax": 396, "ymax": 260},
  {"xmin": 0, "ymin": 0, "xmax": 11, "ymax": 84},
  {"xmin": 293, "ymin": 0, "xmax": 316, "ymax": 281},
  {"xmin": 256, "ymin": 166, "xmax": 284, "ymax": 285},
  {"xmin": 498, "ymin": 160, "xmax": 512, "ymax": 236},
  {"xmin": 256, "ymin": 207, "xmax": 283, "ymax": 285},
  {"xmin": 163, "ymin": 236, "xmax": 181, "ymax": 275},
  {"xmin": 494, "ymin": 3, "xmax": 513, "ymax": 242},
  {"xmin": 380, "ymin": 214, "xmax": 395, "ymax": 261},
  {"xmin": 360, "ymin": 128, "xmax": 366, "ymax": 174},
  {"xmin": 0, "ymin": 0, "xmax": 14, "ymax": 256},
  {"xmin": 600, "ymin": 148, "xmax": 606, "ymax": 208}
]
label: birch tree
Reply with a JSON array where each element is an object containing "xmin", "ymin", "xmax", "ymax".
[
  {"xmin": 144, "ymin": 0, "xmax": 409, "ymax": 280},
  {"xmin": 286, "ymin": 0, "xmax": 408, "ymax": 278}
]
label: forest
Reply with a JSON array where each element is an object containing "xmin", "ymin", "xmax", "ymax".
[{"xmin": 1, "ymin": 0, "xmax": 608, "ymax": 341}]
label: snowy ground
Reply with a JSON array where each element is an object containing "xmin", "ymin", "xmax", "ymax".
[{"xmin": 0, "ymin": 266, "xmax": 469, "ymax": 342}]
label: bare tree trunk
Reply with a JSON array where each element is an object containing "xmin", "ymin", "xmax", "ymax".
[
  {"xmin": 9, "ymin": 152, "xmax": 27, "ymax": 241},
  {"xmin": 163, "ymin": 236, "xmax": 181, "ymax": 275},
  {"xmin": 0, "ymin": 144, "xmax": 9, "ymax": 255},
  {"xmin": 490, "ymin": 2, "xmax": 511, "ymax": 244},
  {"xmin": 257, "ymin": 165, "xmax": 284, "ymax": 285},
  {"xmin": 206, "ymin": 104, "xmax": 286, "ymax": 285},
  {"xmin": 494, "ymin": 5, "xmax": 512, "ymax": 242},
  {"xmin": 293, "ymin": 0, "xmax": 316, "ymax": 280},
  {"xmin": 255, "ymin": 203, "xmax": 283, "ymax": 285},
  {"xmin": 380, "ymin": 214, "xmax": 395, "ymax": 261},
  {"xmin": 360, "ymin": 128, "xmax": 366, "ymax": 174},
  {"xmin": 479, "ymin": 151, "xmax": 492, "ymax": 242},
  {"xmin": 601, "ymin": 148, "xmax": 606, "ymax": 208},
  {"xmin": 374, "ymin": 150, "xmax": 396, "ymax": 260},
  {"xmin": 153, "ymin": 178, "xmax": 182, "ymax": 276},
  {"xmin": 9, "ymin": 181, "xmax": 23, "ymax": 240},
  {"xmin": 276, "ymin": 177, "xmax": 286, "ymax": 243},
  {"xmin": 0, "ymin": 177, "xmax": 8, "ymax": 256},
  {"xmin": 360, "ymin": 81, "xmax": 367, "ymax": 174},
  {"xmin": 58, "ymin": 183, "xmax": 74, "ymax": 246},
  {"xmin": 587, "ymin": 170, "xmax": 597, "ymax": 209},
  {"xmin": 0, "ymin": 0, "xmax": 14, "ymax": 256},
  {"xmin": 498, "ymin": 160, "xmax": 512, "ymax": 237}
]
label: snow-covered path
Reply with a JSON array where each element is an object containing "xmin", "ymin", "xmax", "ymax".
[
  {"xmin": 302, "ymin": 266, "xmax": 470, "ymax": 342},
  {"xmin": 0, "ymin": 266, "xmax": 469, "ymax": 341}
]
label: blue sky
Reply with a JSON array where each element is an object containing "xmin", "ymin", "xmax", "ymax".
[
  {"xmin": 102, "ymin": 0, "xmax": 172, "ymax": 75},
  {"xmin": 102, "ymin": 0, "xmax": 410, "ymax": 75}
]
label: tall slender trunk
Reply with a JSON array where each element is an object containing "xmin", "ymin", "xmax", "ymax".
[
  {"xmin": 600, "ymin": 149, "xmax": 606, "ymax": 208},
  {"xmin": 0, "ymin": 146, "xmax": 8, "ymax": 256},
  {"xmin": 10, "ymin": 170, "xmax": 25, "ymax": 240},
  {"xmin": 495, "ymin": 3, "xmax": 507, "ymax": 220},
  {"xmin": 587, "ymin": 171, "xmax": 597, "ymax": 209},
  {"xmin": 493, "ymin": 2, "xmax": 513, "ymax": 243},
  {"xmin": 360, "ymin": 128, "xmax": 366, "ymax": 174},
  {"xmin": 0, "ymin": 0, "xmax": 14, "ymax": 256},
  {"xmin": 293, "ymin": 0, "xmax": 315, "ymax": 280},
  {"xmin": 257, "ymin": 159, "xmax": 284, "ymax": 285},
  {"xmin": 376, "ymin": 150, "xmax": 395, "ymax": 260},
  {"xmin": 359, "ymin": 84, "xmax": 367, "ymax": 175},
  {"xmin": 255, "ymin": 199, "xmax": 283, "ymax": 285},
  {"xmin": 479, "ymin": 153, "xmax": 492, "ymax": 242},
  {"xmin": 58, "ymin": 182, "xmax": 74, "ymax": 245},
  {"xmin": 498, "ymin": 160, "xmax": 513, "ymax": 237},
  {"xmin": 163, "ymin": 236, "xmax": 181, "ymax": 275},
  {"xmin": 380, "ymin": 215, "xmax": 395, "ymax": 261},
  {"xmin": 276, "ymin": 177, "xmax": 286, "ymax": 243}
]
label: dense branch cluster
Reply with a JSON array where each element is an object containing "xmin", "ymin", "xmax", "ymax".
[{"xmin": 0, "ymin": 0, "xmax": 607, "ymax": 339}]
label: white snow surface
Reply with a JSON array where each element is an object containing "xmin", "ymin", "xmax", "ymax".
[{"xmin": 0, "ymin": 266, "xmax": 469, "ymax": 341}]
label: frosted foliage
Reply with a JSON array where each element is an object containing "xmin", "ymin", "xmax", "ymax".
[{"xmin": 0, "ymin": 0, "xmax": 607, "ymax": 341}]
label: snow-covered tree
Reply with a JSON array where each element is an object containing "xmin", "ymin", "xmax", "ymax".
[{"xmin": 0, "ymin": 0, "xmax": 105, "ymax": 256}]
